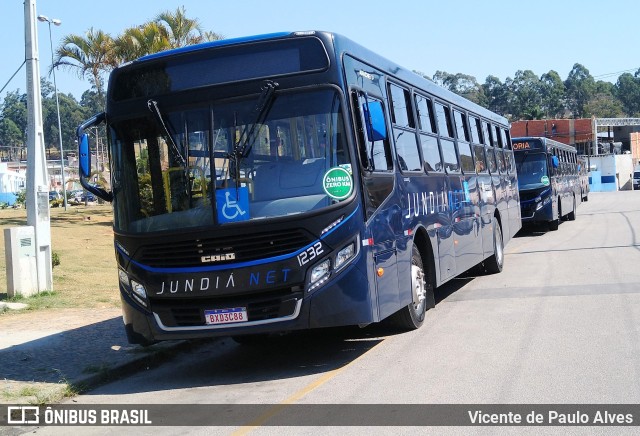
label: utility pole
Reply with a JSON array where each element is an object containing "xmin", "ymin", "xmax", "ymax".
[{"xmin": 25, "ymin": 0, "xmax": 53, "ymax": 292}]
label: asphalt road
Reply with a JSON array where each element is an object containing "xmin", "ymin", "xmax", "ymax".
[{"xmin": 25, "ymin": 191, "xmax": 640, "ymax": 435}]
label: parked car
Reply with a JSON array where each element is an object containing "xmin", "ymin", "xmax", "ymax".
[
  {"xmin": 49, "ymin": 191, "xmax": 61, "ymax": 201},
  {"xmin": 634, "ymin": 171, "xmax": 640, "ymax": 190},
  {"xmin": 81, "ymin": 192, "xmax": 97, "ymax": 202}
]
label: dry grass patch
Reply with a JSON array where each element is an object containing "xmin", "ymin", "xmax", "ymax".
[{"xmin": 0, "ymin": 205, "xmax": 120, "ymax": 313}]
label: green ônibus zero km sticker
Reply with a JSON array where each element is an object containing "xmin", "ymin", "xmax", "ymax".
[{"xmin": 323, "ymin": 167, "xmax": 353, "ymax": 200}]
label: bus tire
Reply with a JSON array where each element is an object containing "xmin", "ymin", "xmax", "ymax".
[
  {"xmin": 484, "ymin": 221, "xmax": 504, "ymax": 274},
  {"xmin": 549, "ymin": 200, "xmax": 560, "ymax": 230},
  {"xmin": 567, "ymin": 196, "xmax": 576, "ymax": 221},
  {"xmin": 391, "ymin": 245, "xmax": 434, "ymax": 330}
]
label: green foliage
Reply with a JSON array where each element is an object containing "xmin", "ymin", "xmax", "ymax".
[
  {"xmin": 564, "ymin": 63, "xmax": 596, "ymax": 118},
  {"xmin": 433, "ymin": 71, "xmax": 485, "ymax": 104},
  {"xmin": 615, "ymin": 70, "xmax": 640, "ymax": 116},
  {"xmin": 15, "ymin": 189, "xmax": 26, "ymax": 207},
  {"xmin": 52, "ymin": 252, "xmax": 61, "ymax": 268}
]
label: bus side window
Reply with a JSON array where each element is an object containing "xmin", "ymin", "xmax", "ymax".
[
  {"xmin": 482, "ymin": 121, "xmax": 497, "ymax": 173},
  {"xmin": 454, "ymin": 110, "xmax": 474, "ymax": 174},
  {"xmin": 500, "ymin": 127, "xmax": 515, "ymax": 173},
  {"xmin": 389, "ymin": 83, "xmax": 421, "ymax": 171},
  {"xmin": 353, "ymin": 91, "xmax": 392, "ymax": 171},
  {"xmin": 415, "ymin": 93, "xmax": 442, "ymax": 172},
  {"xmin": 469, "ymin": 116, "xmax": 487, "ymax": 173},
  {"xmin": 435, "ymin": 102, "xmax": 459, "ymax": 172},
  {"xmin": 493, "ymin": 125, "xmax": 506, "ymax": 173}
]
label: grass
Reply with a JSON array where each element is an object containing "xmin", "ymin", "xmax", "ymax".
[
  {"xmin": 0, "ymin": 204, "xmax": 120, "ymax": 312},
  {"xmin": 2, "ymin": 380, "xmax": 79, "ymax": 405}
]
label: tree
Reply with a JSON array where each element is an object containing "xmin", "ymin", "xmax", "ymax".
[
  {"xmin": 433, "ymin": 71, "xmax": 484, "ymax": 104},
  {"xmin": 0, "ymin": 90, "xmax": 28, "ymax": 160},
  {"xmin": 564, "ymin": 63, "xmax": 596, "ymax": 118},
  {"xmin": 615, "ymin": 70, "xmax": 640, "ymax": 116},
  {"xmin": 539, "ymin": 70, "xmax": 566, "ymax": 118},
  {"xmin": 53, "ymin": 28, "xmax": 115, "ymax": 104},
  {"xmin": 584, "ymin": 93, "xmax": 625, "ymax": 118},
  {"xmin": 113, "ymin": 23, "xmax": 171, "ymax": 63},
  {"xmin": 509, "ymin": 70, "xmax": 543, "ymax": 120},
  {"xmin": 481, "ymin": 75, "xmax": 511, "ymax": 117},
  {"xmin": 154, "ymin": 6, "xmax": 222, "ymax": 48},
  {"xmin": 0, "ymin": 118, "xmax": 23, "ymax": 160}
]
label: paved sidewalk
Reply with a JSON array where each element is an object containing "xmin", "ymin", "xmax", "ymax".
[{"xmin": 0, "ymin": 307, "xmax": 198, "ymax": 404}]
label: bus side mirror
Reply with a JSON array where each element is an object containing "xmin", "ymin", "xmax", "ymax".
[
  {"xmin": 79, "ymin": 133, "xmax": 91, "ymax": 179},
  {"xmin": 76, "ymin": 111, "xmax": 112, "ymax": 202},
  {"xmin": 551, "ymin": 156, "xmax": 559, "ymax": 168},
  {"xmin": 363, "ymin": 100, "xmax": 387, "ymax": 141}
]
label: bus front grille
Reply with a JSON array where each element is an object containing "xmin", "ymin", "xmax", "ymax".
[
  {"xmin": 137, "ymin": 229, "xmax": 313, "ymax": 268},
  {"xmin": 151, "ymin": 289, "xmax": 303, "ymax": 328}
]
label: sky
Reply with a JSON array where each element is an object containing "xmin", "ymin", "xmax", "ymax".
[{"xmin": 2, "ymin": 0, "xmax": 640, "ymax": 103}]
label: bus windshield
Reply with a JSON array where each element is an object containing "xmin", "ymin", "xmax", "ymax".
[
  {"xmin": 515, "ymin": 151, "xmax": 549, "ymax": 190},
  {"xmin": 109, "ymin": 88, "xmax": 352, "ymax": 233}
]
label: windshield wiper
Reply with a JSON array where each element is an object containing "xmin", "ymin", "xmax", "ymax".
[
  {"xmin": 226, "ymin": 80, "xmax": 278, "ymax": 190},
  {"xmin": 147, "ymin": 99, "xmax": 186, "ymax": 167},
  {"xmin": 233, "ymin": 80, "xmax": 278, "ymax": 160}
]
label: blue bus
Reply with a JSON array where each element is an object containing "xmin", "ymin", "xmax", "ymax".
[
  {"xmin": 77, "ymin": 31, "xmax": 521, "ymax": 344},
  {"xmin": 512, "ymin": 137, "xmax": 580, "ymax": 230}
]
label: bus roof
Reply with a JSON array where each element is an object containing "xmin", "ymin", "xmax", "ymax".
[
  {"xmin": 511, "ymin": 136, "xmax": 577, "ymax": 152},
  {"xmin": 120, "ymin": 30, "xmax": 507, "ymax": 126},
  {"xmin": 137, "ymin": 32, "xmax": 293, "ymax": 62}
]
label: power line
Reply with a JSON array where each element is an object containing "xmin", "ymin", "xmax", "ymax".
[{"xmin": 593, "ymin": 67, "xmax": 640, "ymax": 80}]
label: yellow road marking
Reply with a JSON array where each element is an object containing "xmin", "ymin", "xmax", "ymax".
[{"xmin": 230, "ymin": 338, "xmax": 384, "ymax": 435}]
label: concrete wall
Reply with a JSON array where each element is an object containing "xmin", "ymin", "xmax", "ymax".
[
  {"xmin": 588, "ymin": 154, "xmax": 634, "ymax": 191},
  {"xmin": 511, "ymin": 119, "xmax": 593, "ymax": 145}
]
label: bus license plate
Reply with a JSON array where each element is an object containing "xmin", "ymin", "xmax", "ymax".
[{"xmin": 204, "ymin": 307, "xmax": 248, "ymax": 325}]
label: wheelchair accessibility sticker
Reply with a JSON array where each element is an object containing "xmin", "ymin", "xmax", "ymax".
[{"xmin": 216, "ymin": 187, "xmax": 250, "ymax": 223}]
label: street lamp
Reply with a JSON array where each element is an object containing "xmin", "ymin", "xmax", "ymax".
[{"xmin": 37, "ymin": 14, "xmax": 67, "ymax": 210}]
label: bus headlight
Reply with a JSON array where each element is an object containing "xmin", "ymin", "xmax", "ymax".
[
  {"xmin": 335, "ymin": 243, "xmax": 355, "ymax": 270},
  {"xmin": 535, "ymin": 195, "xmax": 552, "ymax": 211},
  {"xmin": 130, "ymin": 280, "xmax": 149, "ymax": 307},
  {"xmin": 118, "ymin": 269, "xmax": 130, "ymax": 287},
  {"xmin": 308, "ymin": 259, "xmax": 331, "ymax": 292}
]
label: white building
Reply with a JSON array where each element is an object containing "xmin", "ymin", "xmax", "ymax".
[{"xmin": 0, "ymin": 162, "xmax": 27, "ymax": 204}]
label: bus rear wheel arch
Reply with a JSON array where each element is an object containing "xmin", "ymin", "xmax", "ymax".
[
  {"xmin": 567, "ymin": 195, "xmax": 577, "ymax": 221},
  {"xmin": 484, "ymin": 218, "xmax": 504, "ymax": 274}
]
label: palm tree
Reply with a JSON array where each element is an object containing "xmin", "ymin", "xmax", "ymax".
[
  {"xmin": 155, "ymin": 6, "xmax": 222, "ymax": 48},
  {"xmin": 113, "ymin": 23, "xmax": 171, "ymax": 64},
  {"xmin": 52, "ymin": 28, "xmax": 114, "ymax": 100}
]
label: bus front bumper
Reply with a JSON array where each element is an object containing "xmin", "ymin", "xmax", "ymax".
[{"xmin": 120, "ymin": 263, "xmax": 373, "ymax": 344}]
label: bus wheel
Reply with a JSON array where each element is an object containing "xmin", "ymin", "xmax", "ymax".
[
  {"xmin": 567, "ymin": 196, "xmax": 576, "ymax": 221},
  {"xmin": 391, "ymin": 245, "xmax": 434, "ymax": 330},
  {"xmin": 549, "ymin": 201, "xmax": 560, "ymax": 230},
  {"xmin": 484, "ymin": 222, "xmax": 504, "ymax": 274}
]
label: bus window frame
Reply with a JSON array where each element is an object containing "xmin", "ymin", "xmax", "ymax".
[
  {"xmin": 414, "ymin": 92, "xmax": 443, "ymax": 173},
  {"xmin": 434, "ymin": 100, "xmax": 460, "ymax": 174},
  {"xmin": 453, "ymin": 109, "xmax": 475, "ymax": 175},
  {"xmin": 388, "ymin": 81, "xmax": 422, "ymax": 174}
]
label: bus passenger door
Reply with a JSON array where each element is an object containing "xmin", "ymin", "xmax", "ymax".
[{"xmin": 352, "ymin": 90, "xmax": 401, "ymax": 321}]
